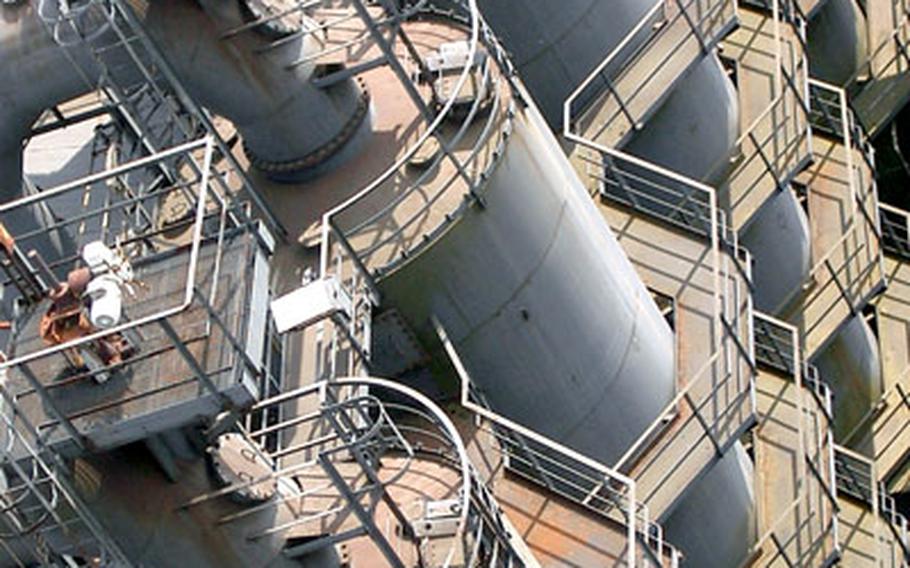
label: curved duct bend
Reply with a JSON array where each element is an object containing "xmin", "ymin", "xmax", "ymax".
[
  {"xmin": 813, "ymin": 313, "xmax": 883, "ymax": 442},
  {"xmin": 807, "ymin": 0, "xmax": 868, "ymax": 85},
  {"xmin": 476, "ymin": 0, "xmax": 653, "ymax": 130},
  {"xmin": 0, "ymin": 0, "xmax": 367, "ymax": 188},
  {"xmin": 623, "ymin": 54, "xmax": 740, "ymax": 184},
  {"xmin": 145, "ymin": 0, "xmax": 369, "ymax": 180},
  {"xmin": 662, "ymin": 441, "xmax": 756, "ymax": 567},
  {"xmin": 380, "ymin": 105, "xmax": 676, "ymax": 464},
  {"xmin": 740, "ymin": 188, "xmax": 812, "ymax": 314}
]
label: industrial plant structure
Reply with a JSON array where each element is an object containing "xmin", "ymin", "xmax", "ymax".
[{"xmin": 0, "ymin": 0, "xmax": 907, "ymax": 565}]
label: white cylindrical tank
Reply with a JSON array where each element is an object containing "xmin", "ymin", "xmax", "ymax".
[
  {"xmin": 662, "ymin": 441, "xmax": 756, "ymax": 567},
  {"xmin": 813, "ymin": 313, "xmax": 883, "ymax": 441},
  {"xmin": 380, "ymin": 105, "xmax": 676, "ymax": 465},
  {"xmin": 623, "ymin": 55, "xmax": 740, "ymax": 184},
  {"xmin": 476, "ymin": 0, "xmax": 653, "ymax": 129},
  {"xmin": 741, "ymin": 188, "xmax": 812, "ymax": 314},
  {"xmin": 807, "ymin": 0, "xmax": 869, "ymax": 85}
]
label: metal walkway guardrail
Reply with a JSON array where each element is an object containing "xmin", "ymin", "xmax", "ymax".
[
  {"xmin": 799, "ymin": 80, "xmax": 885, "ymax": 356},
  {"xmin": 725, "ymin": 0, "xmax": 812, "ymax": 230},
  {"xmin": 565, "ymin": 0, "xmax": 737, "ymax": 149},
  {"xmin": 835, "ymin": 444, "xmax": 910, "ymax": 566},
  {"xmin": 751, "ymin": 312, "xmax": 840, "ymax": 567},
  {"xmin": 843, "ymin": 0, "xmax": 910, "ymax": 136},
  {"xmin": 183, "ymin": 377, "xmax": 528, "ymax": 568},
  {"xmin": 561, "ymin": 131, "xmax": 756, "ymax": 519},
  {"xmin": 435, "ymin": 320, "xmax": 682, "ymax": 567}
]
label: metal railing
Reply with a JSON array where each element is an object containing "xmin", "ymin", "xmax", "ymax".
[
  {"xmin": 0, "ymin": 138, "xmax": 265, "ymax": 453},
  {"xmin": 881, "ymin": 202, "xmax": 910, "ymax": 261},
  {"xmin": 37, "ymin": 0, "xmax": 285, "ymax": 240},
  {"xmin": 799, "ymin": 81, "xmax": 885, "ymax": 354},
  {"xmin": 842, "ymin": 0, "xmax": 910, "ymax": 134},
  {"xmin": 840, "ymin": 363, "xmax": 910, "ymax": 483},
  {"xmin": 725, "ymin": 2, "xmax": 812, "ymax": 229},
  {"xmin": 182, "ymin": 377, "xmax": 526, "ymax": 568},
  {"xmin": 562, "ymin": 132, "xmax": 756, "ymax": 515},
  {"xmin": 810, "ymin": 78, "xmax": 878, "ymax": 170},
  {"xmin": 297, "ymin": 0, "xmax": 519, "ymax": 381},
  {"xmin": 564, "ymin": 0, "xmax": 737, "ymax": 148},
  {"xmin": 754, "ymin": 312, "xmax": 835, "ymax": 415},
  {"xmin": 0, "ymin": 368, "xmax": 133, "ymax": 566},
  {"xmin": 809, "ymin": 80, "xmax": 849, "ymax": 139},
  {"xmin": 434, "ymin": 320, "xmax": 681, "ymax": 567},
  {"xmin": 751, "ymin": 312, "xmax": 840, "ymax": 566},
  {"xmin": 318, "ymin": 1, "xmax": 518, "ymax": 279},
  {"xmin": 835, "ymin": 444, "xmax": 910, "ymax": 565}
]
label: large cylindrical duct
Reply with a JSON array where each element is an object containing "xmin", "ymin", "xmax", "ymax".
[
  {"xmin": 813, "ymin": 313, "xmax": 883, "ymax": 442},
  {"xmin": 144, "ymin": 0, "xmax": 369, "ymax": 180},
  {"xmin": 380, "ymin": 106, "xmax": 676, "ymax": 465},
  {"xmin": 0, "ymin": 0, "xmax": 367, "ymax": 187},
  {"xmin": 475, "ymin": 0, "xmax": 652, "ymax": 130},
  {"xmin": 740, "ymin": 188, "xmax": 812, "ymax": 314},
  {"xmin": 662, "ymin": 441, "xmax": 756, "ymax": 568},
  {"xmin": 623, "ymin": 54, "xmax": 740, "ymax": 184},
  {"xmin": 807, "ymin": 0, "xmax": 869, "ymax": 86}
]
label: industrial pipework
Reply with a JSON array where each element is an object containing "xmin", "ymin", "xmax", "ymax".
[
  {"xmin": 74, "ymin": 378, "xmax": 525, "ymax": 567},
  {"xmin": 312, "ymin": 0, "xmax": 678, "ymax": 469},
  {"xmin": 0, "ymin": 0, "xmax": 368, "ymax": 189},
  {"xmin": 488, "ymin": 1, "xmax": 757, "ymax": 565}
]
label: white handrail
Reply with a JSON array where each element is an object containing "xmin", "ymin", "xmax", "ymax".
[
  {"xmin": 562, "ymin": 0, "xmax": 665, "ymax": 138},
  {"xmin": 434, "ymin": 317, "xmax": 641, "ymax": 567},
  {"xmin": 0, "ymin": 137, "xmax": 216, "ymax": 371}
]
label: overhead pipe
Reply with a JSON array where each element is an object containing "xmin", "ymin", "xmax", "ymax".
[{"xmin": 0, "ymin": 0, "xmax": 369, "ymax": 194}]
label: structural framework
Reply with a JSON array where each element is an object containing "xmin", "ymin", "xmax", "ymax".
[{"xmin": 0, "ymin": 0, "xmax": 908, "ymax": 566}]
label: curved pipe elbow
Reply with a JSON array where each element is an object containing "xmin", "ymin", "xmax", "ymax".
[
  {"xmin": 144, "ymin": 0, "xmax": 369, "ymax": 181},
  {"xmin": 741, "ymin": 187, "xmax": 812, "ymax": 315},
  {"xmin": 0, "ymin": 1, "xmax": 368, "ymax": 189},
  {"xmin": 663, "ymin": 441, "xmax": 756, "ymax": 568},
  {"xmin": 813, "ymin": 313, "xmax": 883, "ymax": 442},
  {"xmin": 807, "ymin": 0, "xmax": 868, "ymax": 85},
  {"xmin": 624, "ymin": 54, "xmax": 740, "ymax": 184}
]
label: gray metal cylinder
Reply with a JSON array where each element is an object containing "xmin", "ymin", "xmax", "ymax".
[
  {"xmin": 740, "ymin": 188, "xmax": 812, "ymax": 314},
  {"xmin": 145, "ymin": 0, "xmax": 368, "ymax": 180},
  {"xmin": 0, "ymin": 0, "xmax": 366, "ymax": 187},
  {"xmin": 623, "ymin": 54, "xmax": 740, "ymax": 184},
  {"xmin": 813, "ymin": 313, "xmax": 883, "ymax": 442},
  {"xmin": 476, "ymin": 0, "xmax": 652, "ymax": 130},
  {"xmin": 807, "ymin": 0, "xmax": 868, "ymax": 85},
  {"xmin": 662, "ymin": 441, "xmax": 756, "ymax": 568},
  {"xmin": 380, "ymin": 106, "xmax": 676, "ymax": 465}
]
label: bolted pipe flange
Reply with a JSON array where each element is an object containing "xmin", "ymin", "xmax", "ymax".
[
  {"xmin": 243, "ymin": 78, "xmax": 371, "ymax": 182},
  {"xmin": 208, "ymin": 432, "xmax": 278, "ymax": 506}
]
